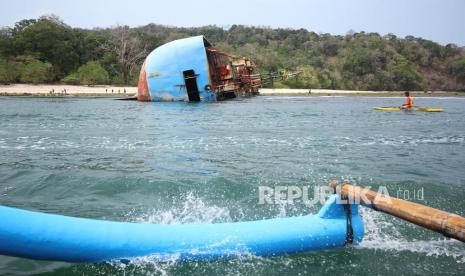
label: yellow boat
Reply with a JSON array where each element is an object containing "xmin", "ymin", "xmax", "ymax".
[
  {"xmin": 373, "ymin": 106, "xmax": 443, "ymax": 112},
  {"xmin": 373, "ymin": 107, "xmax": 401, "ymax": 111},
  {"xmin": 417, "ymin": 107, "xmax": 444, "ymax": 112}
]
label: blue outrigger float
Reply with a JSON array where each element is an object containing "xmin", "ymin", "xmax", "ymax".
[
  {"xmin": 0, "ymin": 195, "xmax": 363, "ymax": 263},
  {"xmin": 1, "ymin": 183, "xmax": 464, "ymax": 263}
]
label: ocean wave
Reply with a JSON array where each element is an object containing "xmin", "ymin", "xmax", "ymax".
[
  {"xmin": 2, "ymin": 135, "xmax": 463, "ymax": 161},
  {"xmin": 359, "ymin": 135, "xmax": 465, "ymax": 146}
]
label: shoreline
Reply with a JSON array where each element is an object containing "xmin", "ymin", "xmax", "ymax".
[
  {"xmin": 1, "ymin": 85, "xmax": 464, "ymax": 98},
  {"xmin": 258, "ymin": 88, "xmax": 465, "ymax": 97},
  {"xmin": 0, "ymin": 84, "xmax": 137, "ymax": 97}
]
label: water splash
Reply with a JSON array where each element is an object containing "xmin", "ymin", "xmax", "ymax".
[
  {"xmin": 133, "ymin": 192, "xmax": 232, "ymax": 224},
  {"xmin": 358, "ymin": 207, "xmax": 465, "ymax": 263}
]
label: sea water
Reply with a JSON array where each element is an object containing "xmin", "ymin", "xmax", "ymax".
[{"xmin": 0, "ymin": 96, "xmax": 464, "ymax": 275}]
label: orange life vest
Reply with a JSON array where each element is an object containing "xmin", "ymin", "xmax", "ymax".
[{"xmin": 406, "ymin": 96, "xmax": 413, "ymax": 107}]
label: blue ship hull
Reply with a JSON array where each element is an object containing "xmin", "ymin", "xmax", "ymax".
[
  {"xmin": 138, "ymin": 36, "xmax": 217, "ymax": 102},
  {"xmin": 0, "ymin": 195, "xmax": 363, "ymax": 262}
]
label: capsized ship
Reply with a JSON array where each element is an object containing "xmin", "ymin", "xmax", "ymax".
[{"xmin": 137, "ymin": 36, "xmax": 262, "ymax": 102}]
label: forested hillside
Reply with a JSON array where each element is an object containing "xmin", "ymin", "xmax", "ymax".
[{"xmin": 1, "ymin": 15, "xmax": 465, "ymax": 90}]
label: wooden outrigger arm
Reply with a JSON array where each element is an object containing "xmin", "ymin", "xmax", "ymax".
[{"xmin": 329, "ymin": 182, "xmax": 465, "ymax": 243}]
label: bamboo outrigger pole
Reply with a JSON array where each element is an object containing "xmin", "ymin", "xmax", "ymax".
[{"xmin": 329, "ymin": 182, "xmax": 465, "ymax": 243}]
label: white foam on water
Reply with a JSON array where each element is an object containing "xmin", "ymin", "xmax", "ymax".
[
  {"xmin": 358, "ymin": 207, "xmax": 465, "ymax": 263},
  {"xmin": 102, "ymin": 254, "xmax": 182, "ymax": 276},
  {"xmin": 106, "ymin": 195, "xmax": 261, "ymax": 274},
  {"xmin": 134, "ymin": 192, "xmax": 232, "ymax": 225},
  {"xmin": 101, "ymin": 250, "xmax": 269, "ymax": 276},
  {"xmin": 9, "ymin": 133, "xmax": 462, "ymax": 153},
  {"xmin": 359, "ymin": 135, "xmax": 465, "ymax": 146}
]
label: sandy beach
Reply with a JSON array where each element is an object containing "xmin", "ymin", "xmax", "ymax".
[
  {"xmin": 0, "ymin": 84, "xmax": 137, "ymax": 97},
  {"xmin": 1, "ymin": 84, "xmax": 463, "ymax": 97}
]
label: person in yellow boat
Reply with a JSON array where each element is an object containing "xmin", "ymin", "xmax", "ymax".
[{"xmin": 401, "ymin": 91, "xmax": 414, "ymax": 109}]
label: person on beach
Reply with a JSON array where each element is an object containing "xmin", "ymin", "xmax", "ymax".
[{"xmin": 401, "ymin": 91, "xmax": 414, "ymax": 109}]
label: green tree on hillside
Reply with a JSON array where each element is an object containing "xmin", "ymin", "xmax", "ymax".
[
  {"xmin": 0, "ymin": 58, "xmax": 17, "ymax": 84},
  {"xmin": 0, "ymin": 28, "xmax": 15, "ymax": 57},
  {"xmin": 283, "ymin": 65, "xmax": 320, "ymax": 88},
  {"xmin": 13, "ymin": 16, "xmax": 80, "ymax": 79},
  {"xmin": 389, "ymin": 57, "xmax": 423, "ymax": 90},
  {"xmin": 61, "ymin": 72, "xmax": 80, "ymax": 85},
  {"xmin": 19, "ymin": 59, "xmax": 52, "ymax": 84},
  {"xmin": 448, "ymin": 57, "xmax": 465, "ymax": 81},
  {"xmin": 77, "ymin": 61, "xmax": 109, "ymax": 86}
]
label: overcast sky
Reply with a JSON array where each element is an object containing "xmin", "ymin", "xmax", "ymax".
[{"xmin": 1, "ymin": 0, "xmax": 464, "ymax": 45}]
